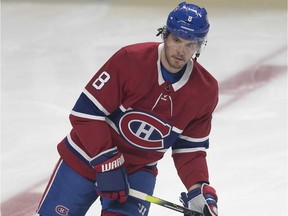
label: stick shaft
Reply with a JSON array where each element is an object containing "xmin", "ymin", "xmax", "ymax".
[{"xmin": 129, "ymin": 188, "xmax": 203, "ymax": 216}]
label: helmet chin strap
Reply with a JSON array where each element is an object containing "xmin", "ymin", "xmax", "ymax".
[
  {"xmin": 156, "ymin": 27, "xmax": 164, "ymax": 37},
  {"xmin": 194, "ymin": 50, "xmax": 201, "ymax": 61},
  {"xmin": 193, "ymin": 40, "xmax": 207, "ymax": 61}
]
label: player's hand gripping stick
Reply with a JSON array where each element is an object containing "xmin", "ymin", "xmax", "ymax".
[
  {"xmin": 180, "ymin": 184, "xmax": 218, "ymax": 216},
  {"xmin": 92, "ymin": 149, "xmax": 129, "ymax": 203}
]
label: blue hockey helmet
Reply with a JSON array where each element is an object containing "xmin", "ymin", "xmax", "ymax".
[{"xmin": 166, "ymin": 2, "xmax": 210, "ymax": 41}]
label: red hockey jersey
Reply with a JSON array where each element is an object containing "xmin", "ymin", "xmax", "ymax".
[{"xmin": 57, "ymin": 42, "xmax": 218, "ymax": 189}]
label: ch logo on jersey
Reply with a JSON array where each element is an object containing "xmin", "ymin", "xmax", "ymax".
[{"xmin": 119, "ymin": 111, "xmax": 171, "ymax": 150}]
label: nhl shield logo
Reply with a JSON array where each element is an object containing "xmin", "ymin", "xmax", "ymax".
[{"xmin": 55, "ymin": 205, "xmax": 69, "ymax": 216}]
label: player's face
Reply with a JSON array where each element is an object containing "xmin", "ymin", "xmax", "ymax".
[{"xmin": 162, "ymin": 34, "xmax": 200, "ymax": 73}]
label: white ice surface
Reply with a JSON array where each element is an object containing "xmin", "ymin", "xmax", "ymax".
[{"xmin": 1, "ymin": 1, "xmax": 287, "ymax": 215}]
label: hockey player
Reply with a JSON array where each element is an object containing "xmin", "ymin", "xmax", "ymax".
[{"xmin": 37, "ymin": 2, "xmax": 218, "ymax": 216}]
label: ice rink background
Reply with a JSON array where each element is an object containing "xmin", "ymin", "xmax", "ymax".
[{"xmin": 1, "ymin": 0, "xmax": 287, "ymax": 215}]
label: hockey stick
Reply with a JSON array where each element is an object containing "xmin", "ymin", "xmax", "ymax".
[{"xmin": 129, "ymin": 188, "xmax": 203, "ymax": 216}]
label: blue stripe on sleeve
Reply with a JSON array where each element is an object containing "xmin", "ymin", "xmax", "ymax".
[
  {"xmin": 89, "ymin": 147, "xmax": 118, "ymax": 167},
  {"xmin": 72, "ymin": 93, "xmax": 105, "ymax": 117},
  {"xmin": 172, "ymin": 137, "xmax": 209, "ymax": 150}
]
